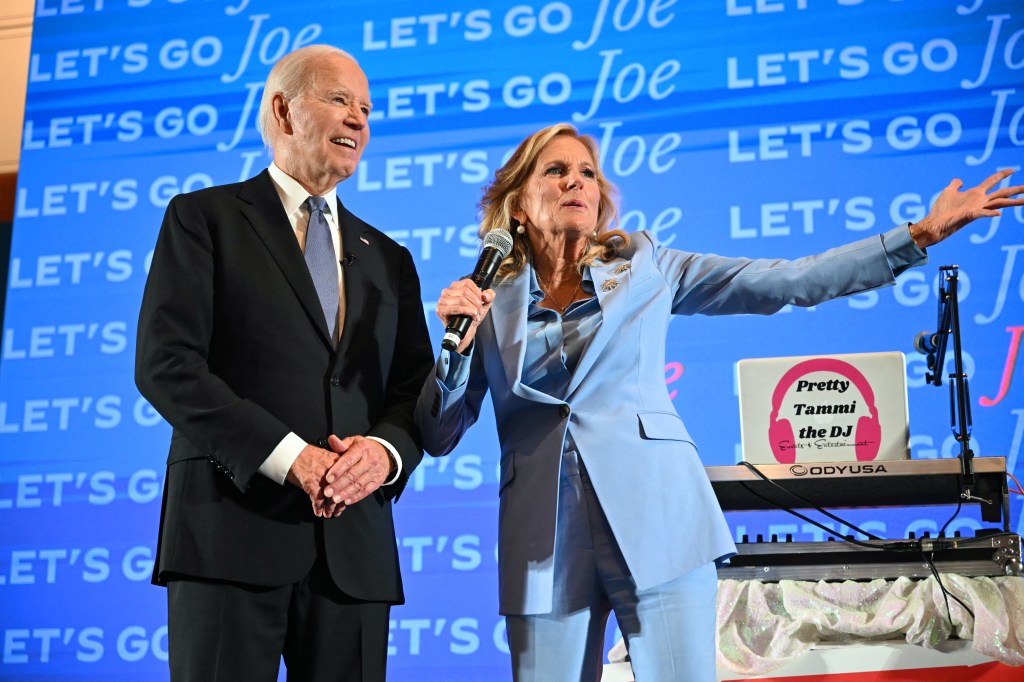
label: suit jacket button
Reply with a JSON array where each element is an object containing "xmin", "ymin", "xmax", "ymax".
[
  {"xmin": 330, "ymin": 376, "xmax": 340, "ymax": 386},
  {"xmin": 559, "ymin": 404, "xmax": 570, "ymax": 418},
  {"xmin": 317, "ymin": 438, "xmax": 328, "ymax": 448}
]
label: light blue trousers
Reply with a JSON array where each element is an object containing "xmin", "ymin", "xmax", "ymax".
[{"xmin": 506, "ymin": 450, "xmax": 719, "ymax": 681}]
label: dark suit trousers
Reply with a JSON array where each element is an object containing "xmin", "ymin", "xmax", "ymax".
[{"xmin": 166, "ymin": 526, "xmax": 390, "ymax": 682}]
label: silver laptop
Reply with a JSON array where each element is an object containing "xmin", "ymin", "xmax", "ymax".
[{"xmin": 737, "ymin": 351, "xmax": 910, "ymax": 465}]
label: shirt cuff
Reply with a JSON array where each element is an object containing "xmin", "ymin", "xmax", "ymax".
[
  {"xmin": 259, "ymin": 432, "xmax": 306, "ymax": 485},
  {"xmin": 366, "ymin": 436, "xmax": 403, "ymax": 486},
  {"xmin": 438, "ymin": 346, "xmax": 473, "ymax": 390},
  {"xmin": 882, "ymin": 223, "xmax": 928, "ymax": 277}
]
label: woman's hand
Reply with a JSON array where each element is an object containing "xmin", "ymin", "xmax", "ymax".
[
  {"xmin": 436, "ymin": 279, "xmax": 496, "ymax": 353},
  {"xmin": 911, "ymin": 168, "xmax": 1023, "ymax": 249}
]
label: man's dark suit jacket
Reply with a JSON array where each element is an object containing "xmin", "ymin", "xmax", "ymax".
[{"xmin": 135, "ymin": 169, "xmax": 434, "ymax": 602}]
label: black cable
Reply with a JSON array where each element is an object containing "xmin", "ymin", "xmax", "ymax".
[
  {"xmin": 734, "ymin": 462, "xmax": 1019, "ymax": 558},
  {"xmin": 734, "ymin": 460, "xmax": 1017, "ymax": 623},
  {"xmin": 938, "ymin": 494, "xmax": 963, "ymax": 540},
  {"xmin": 924, "ymin": 550, "xmax": 976, "ymax": 630},
  {"xmin": 739, "ymin": 461, "xmax": 884, "ymax": 542},
  {"xmin": 735, "ymin": 474, "xmax": 982, "ymax": 628},
  {"xmin": 737, "ymin": 480, "xmax": 884, "ymax": 550}
]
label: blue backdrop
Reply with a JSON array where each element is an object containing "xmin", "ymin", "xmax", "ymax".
[{"xmin": 2, "ymin": 0, "xmax": 1023, "ymax": 679}]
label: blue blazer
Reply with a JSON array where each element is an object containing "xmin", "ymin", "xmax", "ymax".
[{"xmin": 415, "ymin": 229, "xmax": 924, "ymax": 615}]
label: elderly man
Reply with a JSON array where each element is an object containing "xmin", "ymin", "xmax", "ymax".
[{"xmin": 136, "ymin": 44, "xmax": 433, "ymax": 681}]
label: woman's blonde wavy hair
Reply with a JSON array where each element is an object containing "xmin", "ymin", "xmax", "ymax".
[{"xmin": 478, "ymin": 123, "xmax": 629, "ymax": 280}]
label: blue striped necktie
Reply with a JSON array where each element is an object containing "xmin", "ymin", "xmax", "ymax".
[{"xmin": 304, "ymin": 195, "xmax": 339, "ymax": 343}]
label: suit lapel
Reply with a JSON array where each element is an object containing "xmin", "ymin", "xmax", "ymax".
[
  {"xmin": 334, "ymin": 199, "xmax": 370, "ymax": 361},
  {"xmin": 491, "ymin": 267, "xmax": 561, "ymax": 405},
  {"xmin": 237, "ymin": 170, "xmax": 334, "ymax": 347},
  {"xmin": 566, "ymin": 256, "xmax": 631, "ymax": 397}
]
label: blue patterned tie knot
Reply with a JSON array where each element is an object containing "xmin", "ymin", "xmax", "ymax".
[{"xmin": 304, "ymin": 195, "xmax": 339, "ymax": 343}]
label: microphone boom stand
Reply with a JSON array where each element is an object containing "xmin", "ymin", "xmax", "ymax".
[{"xmin": 922, "ymin": 266, "xmax": 980, "ymax": 502}]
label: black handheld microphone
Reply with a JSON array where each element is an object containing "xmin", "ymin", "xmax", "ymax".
[{"xmin": 441, "ymin": 229, "xmax": 514, "ymax": 352}]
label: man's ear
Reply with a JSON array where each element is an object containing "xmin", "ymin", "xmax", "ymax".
[{"xmin": 271, "ymin": 93, "xmax": 293, "ymax": 134}]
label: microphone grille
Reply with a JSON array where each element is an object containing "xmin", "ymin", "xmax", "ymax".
[{"xmin": 483, "ymin": 229, "xmax": 514, "ymax": 258}]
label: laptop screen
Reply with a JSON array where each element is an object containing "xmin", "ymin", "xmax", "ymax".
[{"xmin": 737, "ymin": 352, "xmax": 910, "ymax": 465}]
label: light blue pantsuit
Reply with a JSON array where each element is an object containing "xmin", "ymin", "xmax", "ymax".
[
  {"xmin": 415, "ymin": 227, "xmax": 926, "ymax": 679},
  {"xmin": 506, "ymin": 449, "xmax": 718, "ymax": 680}
]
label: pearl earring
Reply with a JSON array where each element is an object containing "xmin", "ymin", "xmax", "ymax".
[{"xmin": 516, "ymin": 224, "xmax": 526, "ymax": 234}]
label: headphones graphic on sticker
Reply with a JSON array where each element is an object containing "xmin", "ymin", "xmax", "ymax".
[{"xmin": 767, "ymin": 358, "xmax": 880, "ymax": 464}]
